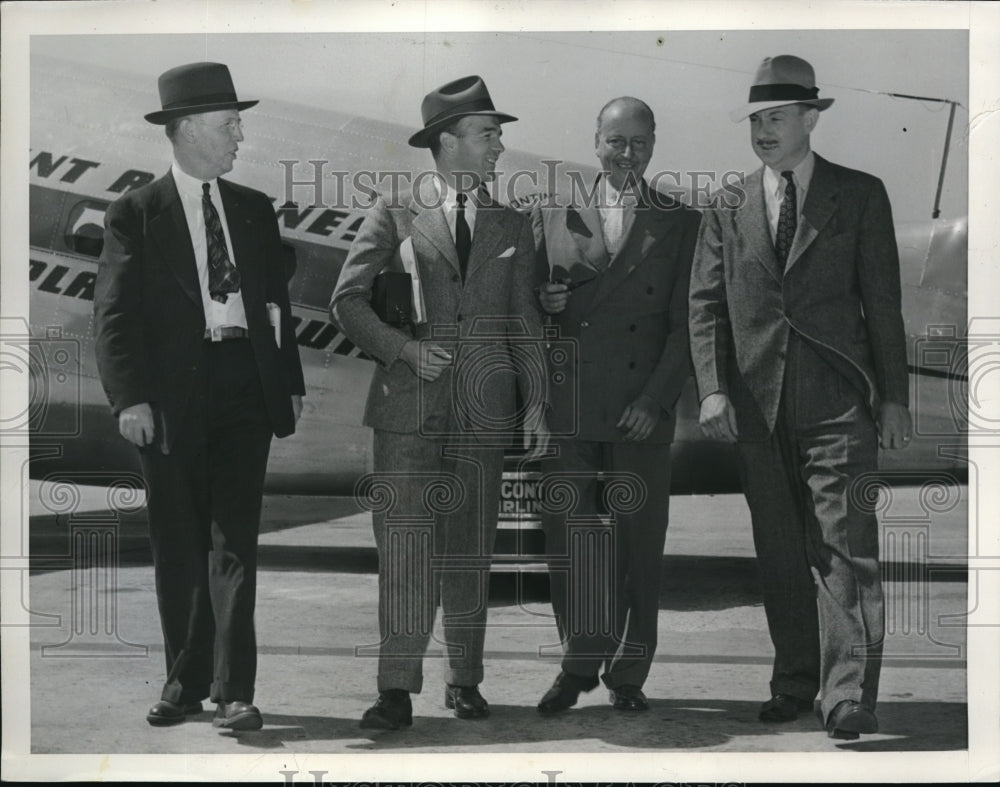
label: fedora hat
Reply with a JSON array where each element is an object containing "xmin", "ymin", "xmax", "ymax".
[
  {"xmin": 408, "ymin": 75, "xmax": 517, "ymax": 148},
  {"xmin": 729, "ymin": 55, "xmax": 834, "ymax": 122},
  {"xmin": 144, "ymin": 62, "xmax": 258, "ymax": 124}
]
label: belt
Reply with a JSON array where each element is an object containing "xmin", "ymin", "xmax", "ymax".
[{"xmin": 204, "ymin": 326, "xmax": 248, "ymax": 342}]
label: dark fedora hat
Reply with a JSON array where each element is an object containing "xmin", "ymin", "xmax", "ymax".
[
  {"xmin": 144, "ymin": 62, "xmax": 258, "ymax": 125},
  {"xmin": 730, "ymin": 55, "xmax": 834, "ymax": 122},
  {"xmin": 408, "ymin": 75, "xmax": 517, "ymax": 148}
]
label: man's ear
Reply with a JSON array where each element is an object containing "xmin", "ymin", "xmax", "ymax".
[{"xmin": 803, "ymin": 107, "xmax": 820, "ymax": 134}]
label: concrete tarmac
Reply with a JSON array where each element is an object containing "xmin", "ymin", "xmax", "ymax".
[{"xmin": 24, "ymin": 485, "xmax": 969, "ymax": 760}]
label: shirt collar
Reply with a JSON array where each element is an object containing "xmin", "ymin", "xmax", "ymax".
[
  {"xmin": 171, "ymin": 161, "xmax": 217, "ymax": 199},
  {"xmin": 763, "ymin": 151, "xmax": 815, "ymax": 197},
  {"xmin": 434, "ymin": 174, "xmax": 479, "ymax": 213}
]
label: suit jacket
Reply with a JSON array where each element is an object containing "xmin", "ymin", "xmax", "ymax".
[
  {"xmin": 532, "ymin": 179, "xmax": 700, "ymax": 443},
  {"xmin": 688, "ymin": 154, "xmax": 909, "ymax": 441},
  {"xmin": 93, "ymin": 171, "xmax": 306, "ymax": 449},
  {"xmin": 329, "ymin": 178, "xmax": 544, "ymax": 437}
]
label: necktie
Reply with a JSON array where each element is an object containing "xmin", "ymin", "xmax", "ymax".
[
  {"xmin": 775, "ymin": 170, "xmax": 797, "ymax": 270},
  {"xmin": 455, "ymin": 191, "xmax": 471, "ymax": 280},
  {"xmin": 203, "ymin": 182, "xmax": 241, "ymax": 302}
]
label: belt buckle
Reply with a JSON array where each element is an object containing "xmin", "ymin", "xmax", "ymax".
[{"xmin": 210, "ymin": 326, "xmax": 223, "ymax": 342}]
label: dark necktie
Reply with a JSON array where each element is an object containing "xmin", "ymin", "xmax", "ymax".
[
  {"xmin": 203, "ymin": 182, "xmax": 241, "ymax": 302},
  {"xmin": 455, "ymin": 191, "xmax": 471, "ymax": 280},
  {"xmin": 775, "ymin": 170, "xmax": 797, "ymax": 270}
]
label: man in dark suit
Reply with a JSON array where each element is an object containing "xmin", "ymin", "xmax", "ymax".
[
  {"xmin": 330, "ymin": 76, "xmax": 548, "ymax": 730},
  {"xmin": 532, "ymin": 97, "xmax": 700, "ymax": 714},
  {"xmin": 688, "ymin": 55, "xmax": 912, "ymax": 739},
  {"xmin": 94, "ymin": 62, "xmax": 305, "ymax": 731}
]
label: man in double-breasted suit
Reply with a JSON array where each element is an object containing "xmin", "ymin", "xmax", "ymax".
[
  {"xmin": 93, "ymin": 62, "xmax": 304, "ymax": 731},
  {"xmin": 532, "ymin": 97, "xmax": 700, "ymax": 714},
  {"xmin": 688, "ymin": 56, "xmax": 912, "ymax": 739},
  {"xmin": 330, "ymin": 76, "xmax": 548, "ymax": 730}
]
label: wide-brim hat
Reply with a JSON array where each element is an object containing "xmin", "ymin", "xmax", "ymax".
[
  {"xmin": 144, "ymin": 62, "xmax": 258, "ymax": 124},
  {"xmin": 729, "ymin": 55, "xmax": 834, "ymax": 122},
  {"xmin": 408, "ymin": 75, "xmax": 517, "ymax": 148}
]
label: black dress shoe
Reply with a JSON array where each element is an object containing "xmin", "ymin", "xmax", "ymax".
[
  {"xmin": 213, "ymin": 700, "xmax": 263, "ymax": 731},
  {"xmin": 759, "ymin": 693, "xmax": 815, "ymax": 722},
  {"xmin": 146, "ymin": 700, "xmax": 204, "ymax": 727},
  {"xmin": 360, "ymin": 690, "xmax": 412, "ymax": 730},
  {"xmin": 609, "ymin": 684, "xmax": 648, "ymax": 711},
  {"xmin": 444, "ymin": 684, "xmax": 490, "ymax": 719},
  {"xmin": 537, "ymin": 671, "xmax": 600, "ymax": 715},
  {"xmin": 826, "ymin": 699, "xmax": 878, "ymax": 740}
]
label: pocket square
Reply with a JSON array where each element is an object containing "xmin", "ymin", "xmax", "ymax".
[{"xmin": 497, "ymin": 246, "xmax": 517, "ymax": 259}]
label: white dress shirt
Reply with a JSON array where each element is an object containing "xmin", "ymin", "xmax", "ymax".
[
  {"xmin": 171, "ymin": 162, "xmax": 248, "ymax": 330},
  {"xmin": 763, "ymin": 151, "xmax": 815, "ymax": 244},
  {"xmin": 597, "ymin": 176, "xmax": 637, "ymax": 258}
]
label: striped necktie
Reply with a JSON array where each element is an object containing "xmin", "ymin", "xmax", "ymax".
[
  {"xmin": 203, "ymin": 182, "xmax": 241, "ymax": 302},
  {"xmin": 775, "ymin": 170, "xmax": 797, "ymax": 270}
]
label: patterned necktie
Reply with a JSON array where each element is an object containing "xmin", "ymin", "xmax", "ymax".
[
  {"xmin": 775, "ymin": 170, "xmax": 797, "ymax": 270},
  {"xmin": 203, "ymin": 182, "xmax": 241, "ymax": 302},
  {"xmin": 455, "ymin": 191, "xmax": 471, "ymax": 280}
]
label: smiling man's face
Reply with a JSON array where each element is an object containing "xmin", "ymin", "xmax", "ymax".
[
  {"xmin": 749, "ymin": 103, "xmax": 817, "ymax": 172},
  {"xmin": 595, "ymin": 101, "xmax": 655, "ymax": 193}
]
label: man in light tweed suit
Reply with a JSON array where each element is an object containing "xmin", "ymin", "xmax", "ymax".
[
  {"xmin": 330, "ymin": 76, "xmax": 548, "ymax": 730},
  {"xmin": 688, "ymin": 55, "xmax": 912, "ymax": 740}
]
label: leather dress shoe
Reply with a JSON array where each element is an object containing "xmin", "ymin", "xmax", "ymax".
[
  {"xmin": 537, "ymin": 671, "xmax": 600, "ymax": 715},
  {"xmin": 826, "ymin": 699, "xmax": 878, "ymax": 740},
  {"xmin": 360, "ymin": 690, "xmax": 412, "ymax": 730},
  {"xmin": 759, "ymin": 693, "xmax": 815, "ymax": 722},
  {"xmin": 213, "ymin": 700, "xmax": 263, "ymax": 731},
  {"xmin": 444, "ymin": 684, "xmax": 490, "ymax": 719},
  {"xmin": 146, "ymin": 700, "xmax": 203, "ymax": 727},
  {"xmin": 610, "ymin": 684, "xmax": 648, "ymax": 711}
]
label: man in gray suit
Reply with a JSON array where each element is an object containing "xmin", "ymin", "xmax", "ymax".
[
  {"xmin": 330, "ymin": 75, "xmax": 548, "ymax": 730},
  {"xmin": 532, "ymin": 97, "xmax": 700, "ymax": 714},
  {"xmin": 689, "ymin": 55, "xmax": 912, "ymax": 739}
]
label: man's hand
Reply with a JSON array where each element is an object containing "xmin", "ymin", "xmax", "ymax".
[
  {"xmin": 878, "ymin": 401, "xmax": 912, "ymax": 449},
  {"xmin": 291, "ymin": 394, "xmax": 303, "ymax": 424},
  {"xmin": 699, "ymin": 392, "xmax": 738, "ymax": 442},
  {"xmin": 400, "ymin": 340, "xmax": 452, "ymax": 382},
  {"xmin": 522, "ymin": 402, "xmax": 551, "ymax": 460},
  {"xmin": 119, "ymin": 402, "xmax": 156, "ymax": 447},
  {"xmin": 537, "ymin": 281, "xmax": 570, "ymax": 314},
  {"xmin": 616, "ymin": 394, "xmax": 661, "ymax": 441}
]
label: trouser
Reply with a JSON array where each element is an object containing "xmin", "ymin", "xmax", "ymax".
[
  {"xmin": 139, "ymin": 339, "xmax": 272, "ymax": 704},
  {"xmin": 736, "ymin": 333, "xmax": 883, "ymax": 723},
  {"xmin": 541, "ymin": 437, "xmax": 673, "ymax": 689},
  {"xmin": 370, "ymin": 429, "xmax": 505, "ymax": 693}
]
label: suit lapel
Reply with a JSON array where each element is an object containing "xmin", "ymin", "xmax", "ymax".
[
  {"xmin": 736, "ymin": 168, "xmax": 782, "ymax": 283},
  {"xmin": 588, "ymin": 194, "xmax": 664, "ymax": 310},
  {"xmin": 466, "ymin": 200, "xmax": 506, "ymax": 280},
  {"xmin": 785, "ymin": 154, "xmax": 837, "ymax": 272},
  {"xmin": 409, "ymin": 180, "xmax": 459, "ymax": 274},
  {"xmin": 565, "ymin": 191, "xmax": 611, "ymax": 275},
  {"xmin": 218, "ymin": 178, "xmax": 261, "ymax": 311},
  {"xmin": 149, "ymin": 173, "xmax": 202, "ymax": 309}
]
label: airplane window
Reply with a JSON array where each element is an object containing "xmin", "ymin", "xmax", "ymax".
[{"xmin": 64, "ymin": 201, "xmax": 108, "ymax": 258}]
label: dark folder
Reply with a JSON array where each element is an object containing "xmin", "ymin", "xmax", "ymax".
[{"xmin": 371, "ymin": 271, "xmax": 413, "ymax": 329}]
